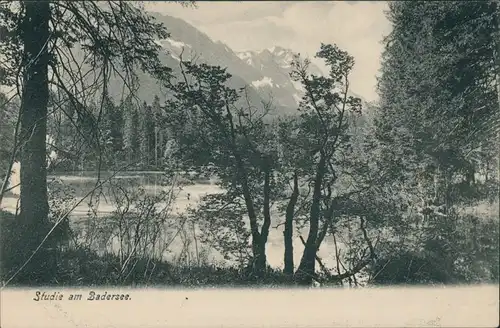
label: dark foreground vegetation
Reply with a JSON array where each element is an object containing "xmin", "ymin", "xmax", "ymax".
[
  {"xmin": 2, "ymin": 208, "xmax": 498, "ymax": 287},
  {"xmin": 1, "ymin": 1, "xmax": 499, "ymax": 287}
]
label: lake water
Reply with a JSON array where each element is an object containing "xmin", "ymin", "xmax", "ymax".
[
  {"xmin": 2, "ymin": 168, "xmax": 496, "ymax": 282},
  {"xmin": 1, "ymin": 169, "xmax": 347, "ymax": 274}
]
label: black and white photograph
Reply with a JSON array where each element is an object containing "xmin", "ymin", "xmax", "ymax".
[{"xmin": 0, "ymin": 1, "xmax": 499, "ymax": 327}]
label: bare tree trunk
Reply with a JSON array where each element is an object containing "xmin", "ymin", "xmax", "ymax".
[
  {"xmin": 154, "ymin": 127, "xmax": 158, "ymax": 168},
  {"xmin": 242, "ymin": 163, "xmax": 277, "ymax": 279},
  {"xmin": 160, "ymin": 130, "xmax": 165, "ymax": 166},
  {"xmin": 235, "ymin": 157, "xmax": 266, "ymax": 277},
  {"xmin": 0, "ymin": 139, "xmax": 18, "ymax": 206},
  {"xmin": 192, "ymin": 221, "xmax": 200, "ymax": 266},
  {"xmin": 332, "ymin": 231, "xmax": 342, "ymax": 276},
  {"xmin": 15, "ymin": 0, "xmax": 56, "ymax": 284},
  {"xmin": 497, "ymin": 90, "xmax": 500, "ymax": 221},
  {"xmin": 283, "ymin": 171, "xmax": 298, "ymax": 275},
  {"xmin": 495, "ymin": 0, "xmax": 500, "ymax": 220},
  {"xmin": 0, "ymin": 97, "xmax": 22, "ymax": 207},
  {"xmin": 258, "ymin": 163, "xmax": 272, "ymax": 273},
  {"xmin": 296, "ymin": 154, "xmax": 326, "ymax": 285}
]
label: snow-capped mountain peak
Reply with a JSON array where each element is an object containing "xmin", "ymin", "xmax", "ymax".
[
  {"xmin": 234, "ymin": 46, "xmax": 326, "ymax": 108},
  {"xmin": 163, "ymin": 38, "xmax": 192, "ymax": 50},
  {"xmin": 252, "ymin": 76, "xmax": 274, "ymax": 88},
  {"xmin": 268, "ymin": 45, "xmax": 292, "ymax": 57},
  {"xmin": 116, "ymin": 12, "xmax": 366, "ymax": 115}
]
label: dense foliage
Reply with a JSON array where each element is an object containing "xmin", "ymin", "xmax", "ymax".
[{"xmin": 370, "ymin": 0, "xmax": 499, "ymax": 284}]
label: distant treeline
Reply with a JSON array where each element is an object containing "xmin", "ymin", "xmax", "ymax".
[{"xmin": 47, "ymin": 93, "xmax": 176, "ymax": 172}]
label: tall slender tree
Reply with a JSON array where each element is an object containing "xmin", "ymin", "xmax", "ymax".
[
  {"xmin": 377, "ymin": 1, "xmax": 498, "ymax": 212},
  {"xmin": 122, "ymin": 97, "xmax": 140, "ymax": 165},
  {"xmin": 372, "ymin": 1, "xmax": 500, "ymax": 282},
  {"xmin": 17, "ymin": 1, "xmax": 54, "ymax": 282},
  {"xmin": 0, "ymin": 1, "xmax": 190, "ymax": 284},
  {"xmin": 493, "ymin": 0, "xmax": 500, "ymax": 219},
  {"xmin": 151, "ymin": 95, "xmax": 163, "ymax": 168},
  {"xmin": 163, "ymin": 59, "xmax": 279, "ymax": 277},
  {"xmin": 289, "ymin": 44, "xmax": 362, "ymax": 285},
  {"xmin": 138, "ymin": 101, "xmax": 156, "ymax": 167}
]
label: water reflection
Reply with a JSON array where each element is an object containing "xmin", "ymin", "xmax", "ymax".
[{"xmin": 2, "ymin": 170, "xmax": 353, "ymax": 280}]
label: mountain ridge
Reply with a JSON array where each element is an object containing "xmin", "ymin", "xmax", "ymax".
[{"xmin": 105, "ymin": 12, "xmax": 368, "ymax": 116}]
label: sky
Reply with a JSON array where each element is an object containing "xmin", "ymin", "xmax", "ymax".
[{"xmin": 145, "ymin": 1, "xmax": 392, "ymax": 102}]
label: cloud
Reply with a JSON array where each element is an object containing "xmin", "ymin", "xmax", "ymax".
[
  {"xmin": 264, "ymin": 1, "xmax": 391, "ymax": 101},
  {"xmin": 198, "ymin": 19, "xmax": 296, "ymax": 51},
  {"xmin": 145, "ymin": 1, "xmax": 392, "ymax": 102},
  {"xmin": 145, "ymin": 1, "xmax": 291, "ymax": 25}
]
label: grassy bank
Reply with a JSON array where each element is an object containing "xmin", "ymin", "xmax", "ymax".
[{"xmin": 1, "ymin": 210, "xmax": 498, "ymax": 287}]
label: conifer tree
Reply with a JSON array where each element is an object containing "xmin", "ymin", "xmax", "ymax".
[
  {"xmin": 122, "ymin": 97, "xmax": 140, "ymax": 165},
  {"xmin": 0, "ymin": 1, "xmax": 184, "ymax": 283},
  {"xmin": 139, "ymin": 101, "xmax": 156, "ymax": 167}
]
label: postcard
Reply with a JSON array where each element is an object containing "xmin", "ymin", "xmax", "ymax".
[{"xmin": 1, "ymin": 1, "xmax": 499, "ymax": 327}]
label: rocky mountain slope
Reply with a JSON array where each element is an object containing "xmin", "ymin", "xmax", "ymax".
[
  {"xmin": 235, "ymin": 46, "xmax": 324, "ymax": 109},
  {"xmin": 106, "ymin": 12, "xmax": 367, "ymax": 116}
]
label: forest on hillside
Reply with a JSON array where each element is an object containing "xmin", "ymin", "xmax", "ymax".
[{"xmin": 0, "ymin": 1, "xmax": 499, "ymax": 287}]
